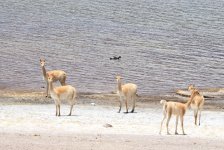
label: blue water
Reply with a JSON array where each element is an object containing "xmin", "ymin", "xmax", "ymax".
[{"xmin": 0, "ymin": 0, "xmax": 224, "ymax": 95}]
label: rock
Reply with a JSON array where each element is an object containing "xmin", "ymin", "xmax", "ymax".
[
  {"xmin": 103, "ymin": 123, "xmax": 113, "ymax": 128},
  {"xmin": 91, "ymin": 103, "xmax": 96, "ymax": 106}
]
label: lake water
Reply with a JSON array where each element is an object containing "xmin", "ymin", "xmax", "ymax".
[{"xmin": 0, "ymin": 0, "xmax": 224, "ymax": 95}]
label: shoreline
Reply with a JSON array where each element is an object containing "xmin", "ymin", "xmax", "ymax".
[{"xmin": 0, "ymin": 89, "xmax": 223, "ymax": 111}]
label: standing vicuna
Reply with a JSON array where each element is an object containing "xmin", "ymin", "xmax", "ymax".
[
  {"xmin": 116, "ymin": 75, "xmax": 137, "ymax": 113},
  {"xmin": 48, "ymin": 74, "xmax": 77, "ymax": 116},
  {"xmin": 159, "ymin": 90, "xmax": 198, "ymax": 135},
  {"xmin": 40, "ymin": 59, "xmax": 67, "ymax": 97},
  {"xmin": 188, "ymin": 85, "xmax": 205, "ymax": 126}
]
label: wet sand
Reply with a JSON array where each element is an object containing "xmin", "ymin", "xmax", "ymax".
[{"xmin": 0, "ymin": 90, "xmax": 224, "ymax": 149}]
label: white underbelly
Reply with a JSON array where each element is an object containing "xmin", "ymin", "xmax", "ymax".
[
  {"xmin": 191, "ymin": 104, "xmax": 198, "ymax": 109},
  {"xmin": 59, "ymin": 93, "xmax": 71, "ymax": 100}
]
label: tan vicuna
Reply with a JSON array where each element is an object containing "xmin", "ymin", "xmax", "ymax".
[
  {"xmin": 40, "ymin": 59, "xmax": 67, "ymax": 97},
  {"xmin": 48, "ymin": 74, "xmax": 77, "ymax": 116},
  {"xmin": 188, "ymin": 85, "xmax": 205, "ymax": 126},
  {"xmin": 116, "ymin": 75, "xmax": 137, "ymax": 113},
  {"xmin": 159, "ymin": 91, "xmax": 198, "ymax": 135}
]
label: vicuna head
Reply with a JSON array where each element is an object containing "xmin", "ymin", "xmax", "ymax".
[
  {"xmin": 188, "ymin": 84, "xmax": 195, "ymax": 91},
  {"xmin": 116, "ymin": 75, "xmax": 122, "ymax": 82},
  {"xmin": 40, "ymin": 59, "xmax": 46, "ymax": 67}
]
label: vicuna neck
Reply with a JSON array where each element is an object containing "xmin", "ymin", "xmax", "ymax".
[
  {"xmin": 117, "ymin": 79, "xmax": 122, "ymax": 92},
  {"xmin": 48, "ymin": 81, "xmax": 54, "ymax": 93},
  {"xmin": 190, "ymin": 90, "xmax": 199, "ymax": 99},
  {"xmin": 41, "ymin": 65, "xmax": 47, "ymax": 79},
  {"xmin": 185, "ymin": 99, "xmax": 192, "ymax": 108},
  {"xmin": 185, "ymin": 90, "xmax": 198, "ymax": 108}
]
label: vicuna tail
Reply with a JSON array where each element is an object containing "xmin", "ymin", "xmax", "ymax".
[
  {"xmin": 73, "ymin": 89, "xmax": 77, "ymax": 99},
  {"xmin": 160, "ymin": 100, "xmax": 167, "ymax": 115}
]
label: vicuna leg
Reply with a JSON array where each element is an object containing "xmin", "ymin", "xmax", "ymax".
[
  {"xmin": 180, "ymin": 116, "xmax": 185, "ymax": 135},
  {"xmin": 175, "ymin": 115, "xmax": 179, "ymax": 134},
  {"xmin": 118, "ymin": 96, "xmax": 122, "ymax": 113},
  {"xmin": 57, "ymin": 104, "xmax": 61, "ymax": 116},
  {"xmin": 199, "ymin": 109, "xmax": 202, "ymax": 126},
  {"xmin": 194, "ymin": 109, "xmax": 198, "ymax": 125},
  {"xmin": 68, "ymin": 105, "xmax": 73, "ymax": 116},
  {"xmin": 56, "ymin": 104, "xmax": 61, "ymax": 116},
  {"xmin": 166, "ymin": 112, "xmax": 172, "ymax": 135},
  {"xmin": 159, "ymin": 111, "xmax": 166, "ymax": 134},
  {"xmin": 46, "ymin": 82, "xmax": 49, "ymax": 97},
  {"xmin": 130, "ymin": 96, "xmax": 136, "ymax": 113},
  {"xmin": 55, "ymin": 105, "xmax": 58, "ymax": 116},
  {"xmin": 125, "ymin": 97, "xmax": 128, "ymax": 113}
]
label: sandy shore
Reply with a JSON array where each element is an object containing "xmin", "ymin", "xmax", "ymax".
[
  {"xmin": 0, "ymin": 90, "xmax": 224, "ymax": 149},
  {"xmin": 1, "ymin": 133, "xmax": 224, "ymax": 150}
]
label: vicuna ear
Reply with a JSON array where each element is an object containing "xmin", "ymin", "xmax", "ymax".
[
  {"xmin": 116, "ymin": 75, "xmax": 122, "ymax": 79},
  {"xmin": 40, "ymin": 58, "xmax": 45, "ymax": 62}
]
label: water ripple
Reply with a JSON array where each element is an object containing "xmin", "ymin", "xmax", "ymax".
[{"xmin": 0, "ymin": 0, "xmax": 224, "ymax": 95}]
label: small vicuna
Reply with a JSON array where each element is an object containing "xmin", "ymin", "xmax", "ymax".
[
  {"xmin": 116, "ymin": 75, "xmax": 137, "ymax": 113},
  {"xmin": 48, "ymin": 74, "xmax": 77, "ymax": 116},
  {"xmin": 188, "ymin": 85, "xmax": 205, "ymax": 126},
  {"xmin": 159, "ymin": 91, "xmax": 198, "ymax": 135}
]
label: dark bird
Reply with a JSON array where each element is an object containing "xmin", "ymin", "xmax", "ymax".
[{"xmin": 110, "ymin": 56, "xmax": 121, "ymax": 60}]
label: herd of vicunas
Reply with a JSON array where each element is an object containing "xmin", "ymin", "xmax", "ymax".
[{"xmin": 40, "ymin": 59, "xmax": 205, "ymax": 135}]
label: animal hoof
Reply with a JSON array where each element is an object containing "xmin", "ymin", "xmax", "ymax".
[{"xmin": 175, "ymin": 132, "xmax": 179, "ymax": 135}]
